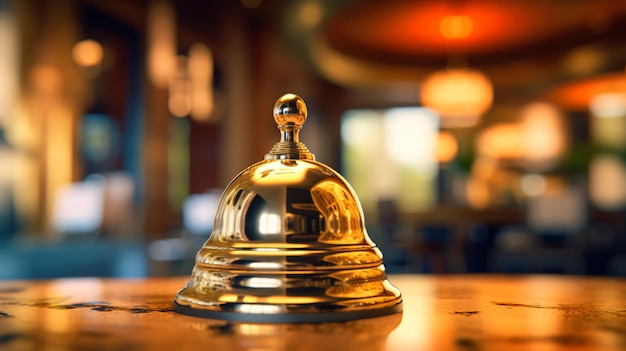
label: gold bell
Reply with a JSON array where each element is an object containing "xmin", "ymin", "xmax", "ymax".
[{"xmin": 174, "ymin": 94, "xmax": 402, "ymax": 323}]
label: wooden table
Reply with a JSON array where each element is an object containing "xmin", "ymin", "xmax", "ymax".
[{"xmin": 1, "ymin": 275, "xmax": 625, "ymax": 350}]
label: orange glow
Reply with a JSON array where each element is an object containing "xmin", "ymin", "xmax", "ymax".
[
  {"xmin": 147, "ymin": 0, "xmax": 176, "ymax": 89},
  {"xmin": 188, "ymin": 43, "xmax": 214, "ymax": 122},
  {"xmin": 46, "ymin": 105, "xmax": 75, "ymax": 229},
  {"xmin": 476, "ymin": 123, "xmax": 523, "ymax": 159},
  {"xmin": 0, "ymin": 11, "xmax": 18, "ymax": 127},
  {"xmin": 477, "ymin": 103, "xmax": 567, "ymax": 166},
  {"xmin": 31, "ymin": 65, "xmax": 63, "ymax": 94},
  {"xmin": 439, "ymin": 15, "xmax": 473, "ymax": 39},
  {"xmin": 421, "ymin": 68, "xmax": 493, "ymax": 127},
  {"xmin": 548, "ymin": 72, "xmax": 626, "ymax": 110},
  {"xmin": 169, "ymin": 56, "xmax": 190, "ymax": 117},
  {"xmin": 435, "ymin": 131, "xmax": 458, "ymax": 162},
  {"xmin": 325, "ymin": 1, "xmax": 619, "ymax": 59},
  {"xmin": 72, "ymin": 39, "xmax": 103, "ymax": 67},
  {"xmin": 169, "ymin": 93, "xmax": 190, "ymax": 118},
  {"xmin": 466, "ymin": 178, "xmax": 490, "ymax": 209},
  {"xmin": 590, "ymin": 155, "xmax": 626, "ymax": 210},
  {"xmin": 466, "ymin": 157, "xmax": 498, "ymax": 209},
  {"xmin": 521, "ymin": 102, "xmax": 567, "ymax": 162},
  {"xmin": 297, "ymin": 1, "xmax": 324, "ymax": 28}
]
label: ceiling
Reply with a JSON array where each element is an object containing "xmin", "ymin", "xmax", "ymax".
[
  {"xmin": 323, "ymin": 0, "xmax": 626, "ymax": 66},
  {"xmin": 81, "ymin": 0, "xmax": 626, "ymax": 109},
  {"xmin": 282, "ymin": 0, "xmax": 626, "ymax": 106}
]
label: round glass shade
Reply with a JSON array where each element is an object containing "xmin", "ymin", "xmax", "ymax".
[{"xmin": 421, "ymin": 68, "xmax": 493, "ymax": 127}]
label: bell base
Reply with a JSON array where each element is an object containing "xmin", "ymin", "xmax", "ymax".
[{"xmin": 173, "ymin": 301, "xmax": 403, "ymax": 323}]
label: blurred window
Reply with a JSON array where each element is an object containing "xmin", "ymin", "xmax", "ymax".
[{"xmin": 341, "ymin": 107, "xmax": 439, "ymax": 216}]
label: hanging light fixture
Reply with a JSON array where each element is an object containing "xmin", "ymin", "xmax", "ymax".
[
  {"xmin": 188, "ymin": 43, "xmax": 215, "ymax": 122},
  {"xmin": 147, "ymin": 0, "xmax": 176, "ymax": 89},
  {"xmin": 421, "ymin": 68, "xmax": 493, "ymax": 127},
  {"xmin": 420, "ymin": 14, "xmax": 494, "ymax": 128}
]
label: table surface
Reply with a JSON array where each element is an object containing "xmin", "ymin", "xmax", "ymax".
[{"xmin": 1, "ymin": 274, "xmax": 625, "ymax": 350}]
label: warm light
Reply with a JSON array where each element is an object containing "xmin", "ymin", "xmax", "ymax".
[
  {"xmin": 31, "ymin": 65, "xmax": 63, "ymax": 94},
  {"xmin": 466, "ymin": 179, "xmax": 490, "ymax": 209},
  {"xmin": 169, "ymin": 56, "xmax": 190, "ymax": 117},
  {"xmin": 439, "ymin": 15, "xmax": 473, "ymax": 39},
  {"xmin": 590, "ymin": 155, "xmax": 626, "ymax": 210},
  {"xmin": 561, "ymin": 46, "xmax": 606, "ymax": 77},
  {"xmin": 169, "ymin": 93, "xmax": 190, "ymax": 118},
  {"xmin": 435, "ymin": 131, "xmax": 458, "ymax": 162},
  {"xmin": 188, "ymin": 43, "xmax": 214, "ymax": 122},
  {"xmin": 242, "ymin": 277, "xmax": 282, "ymax": 288},
  {"xmin": 249, "ymin": 262, "xmax": 282, "ymax": 269},
  {"xmin": 421, "ymin": 68, "xmax": 493, "ymax": 127},
  {"xmin": 521, "ymin": 102, "xmax": 567, "ymax": 163},
  {"xmin": 466, "ymin": 163, "xmax": 492, "ymax": 209},
  {"xmin": 252, "ymin": 162, "xmax": 308, "ymax": 185},
  {"xmin": 521, "ymin": 174, "xmax": 547, "ymax": 197},
  {"xmin": 238, "ymin": 304, "xmax": 282, "ymax": 314},
  {"xmin": 466, "ymin": 157, "xmax": 499, "ymax": 209},
  {"xmin": 476, "ymin": 102, "xmax": 567, "ymax": 166},
  {"xmin": 72, "ymin": 39, "xmax": 103, "ymax": 67},
  {"xmin": 147, "ymin": 0, "xmax": 176, "ymax": 89},
  {"xmin": 45, "ymin": 102, "xmax": 75, "ymax": 230},
  {"xmin": 0, "ymin": 9, "xmax": 18, "ymax": 126},
  {"xmin": 548, "ymin": 72, "xmax": 626, "ymax": 110},
  {"xmin": 259, "ymin": 213, "xmax": 281, "ymax": 235},
  {"xmin": 297, "ymin": 1, "xmax": 324, "ymax": 28},
  {"xmin": 590, "ymin": 92, "xmax": 626, "ymax": 118},
  {"xmin": 476, "ymin": 123, "xmax": 523, "ymax": 159}
]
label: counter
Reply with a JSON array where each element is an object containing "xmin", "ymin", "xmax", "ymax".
[{"xmin": 1, "ymin": 274, "xmax": 625, "ymax": 350}]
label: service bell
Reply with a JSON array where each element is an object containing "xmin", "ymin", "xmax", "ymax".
[{"xmin": 174, "ymin": 94, "xmax": 402, "ymax": 323}]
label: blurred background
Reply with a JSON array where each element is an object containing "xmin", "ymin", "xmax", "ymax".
[{"xmin": 1, "ymin": 0, "xmax": 625, "ymax": 279}]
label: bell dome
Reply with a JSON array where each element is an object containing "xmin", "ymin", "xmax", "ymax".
[{"xmin": 174, "ymin": 94, "xmax": 402, "ymax": 323}]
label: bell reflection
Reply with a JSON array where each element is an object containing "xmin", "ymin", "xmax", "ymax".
[
  {"xmin": 258, "ymin": 213, "xmax": 281, "ymax": 235},
  {"xmin": 239, "ymin": 276, "xmax": 282, "ymax": 289},
  {"xmin": 312, "ymin": 179, "xmax": 365, "ymax": 244},
  {"xmin": 174, "ymin": 94, "xmax": 402, "ymax": 323},
  {"xmin": 183, "ymin": 312, "xmax": 403, "ymax": 351}
]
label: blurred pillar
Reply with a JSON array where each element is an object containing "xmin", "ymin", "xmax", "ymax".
[
  {"xmin": 15, "ymin": 0, "xmax": 84, "ymax": 234},
  {"xmin": 143, "ymin": 81, "xmax": 171, "ymax": 239},
  {"xmin": 220, "ymin": 15, "xmax": 253, "ymax": 186},
  {"xmin": 143, "ymin": 0, "xmax": 177, "ymax": 239}
]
